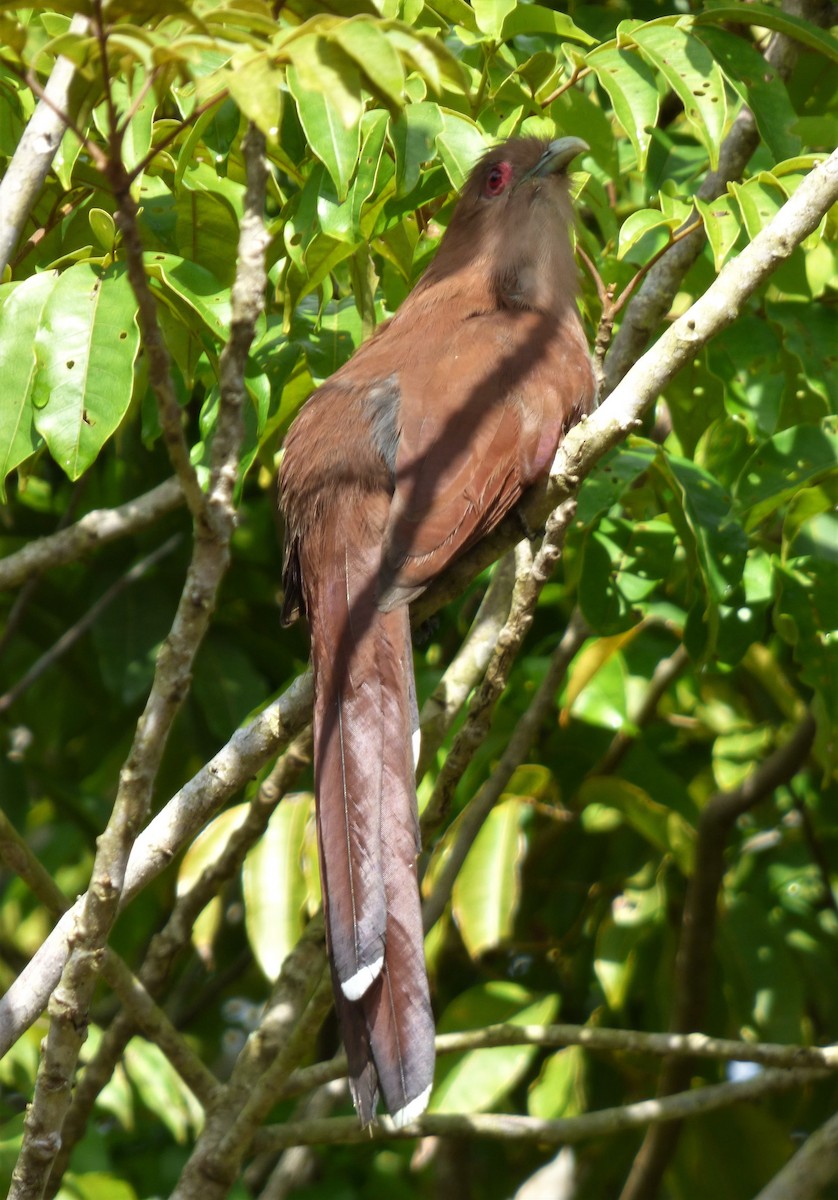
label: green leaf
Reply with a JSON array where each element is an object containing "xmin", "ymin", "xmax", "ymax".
[
  {"xmin": 718, "ymin": 894, "xmax": 808, "ymax": 1042},
  {"xmin": 471, "ymin": 0, "xmax": 516, "ymax": 40},
  {"xmin": 351, "ymin": 108, "xmax": 390, "ymax": 228},
  {"xmin": 390, "ymin": 100, "xmax": 443, "ymax": 196},
  {"xmin": 712, "ymin": 726, "xmax": 773, "ymax": 792},
  {"xmin": 714, "ymin": 548, "xmax": 773, "ymax": 667},
  {"xmin": 586, "ymin": 45, "xmax": 659, "ymax": 168},
  {"xmin": 92, "ymin": 576, "xmax": 176, "ymax": 704},
  {"xmin": 144, "ymin": 251, "xmax": 231, "ymax": 344},
  {"xmin": 453, "ymin": 798, "xmax": 526, "ymax": 958},
  {"xmin": 693, "ymin": 4, "xmax": 838, "ymax": 65},
  {"xmin": 768, "ymin": 301, "xmax": 838, "ymax": 408},
  {"xmin": 243, "ymin": 794, "xmax": 314, "ymax": 980},
  {"xmin": 617, "ymin": 208, "xmax": 675, "ymax": 259},
  {"xmin": 436, "ymin": 109, "xmax": 486, "ymax": 189},
  {"xmin": 580, "ymin": 778, "xmax": 695, "ymax": 875},
  {"xmin": 734, "ymin": 421, "xmax": 838, "ymax": 530},
  {"xmin": 31, "ymin": 263, "xmax": 140, "ymax": 481},
  {"xmin": 431, "ymin": 983, "xmax": 559, "ymax": 1114},
  {"xmin": 501, "ymin": 5, "xmax": 595, "ymax": 46},
  {"xmin": 528, "ymin": 1046, "xmax": 586, "ymax": 1119},
  {"xmin": 656, "ymin": 453, "xmax": 748, "ymax": 604},
  {"xmin": 288, "ymin": 295, "xmax": 364, "ymax": 384},
  {"xmin": 574, "ymin": 442, "xmax": 657, "ymax": 527},
  {"xmin": 729, "ymin": 173, "xmax": 787, "ymax": 240},
  {"xmin": 88, "ymin": 207, "xmax": 116, "ymax": 253},
  {"xmin": 57, "ymin": 1173, "xmax": 138, "ymax": 1200},
  {"xmin": 564, "ymin": 638, "xmax": 632, "ymax": 731},
  {"xmin": 579, "ymin": 516, "xmax": 676, "ymax": 634},
  {"xmin": 695, "ymin": 193, "xmax": 742, "ymax": 269},
  {"xmin": 287, "ymin": 45, "xmax": 362, "ymax": 198},
  {"xmin": 225, "ymin": 50, "xmax": 282, "ymax": 135},
  {"xmin": 331, "ymin": 17, "xmax": 405, "ymax": 106},
  {"xmin": 694, "ymin": 26, "xmax": 800, "ymax": 162},
  {"xmin": 775, "ymin": 557, "xmax": 838, "ymax": 751},
  {"xmin": 175, "ymin": 187, "xmax": 240, "ymax": 286},
  {"xmin": 594, "ymin": 913, "xmax": 643, "ymax": 1011},
  {"xmin": 708, "ymin": 316, "xmax": 786, "ymax": 437},
  {"xmin": 0, "ymin": 273, "xmax": 58, "ymax": 496},
  {"xmin": 177, "ymin": 804, "xmax": 249, "ymax": 964},
  {"xmin": 123, "ymin": 1038, "xmax": 203, "ymax": 1143},
  {"xmin": 630, "ymin": 24, "xmax": 726, "ymax": 168}
]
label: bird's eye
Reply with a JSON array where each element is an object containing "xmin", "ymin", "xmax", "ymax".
[{"xmin": 484, "ymin": 162, "xmax": 511, "ymax": 198}]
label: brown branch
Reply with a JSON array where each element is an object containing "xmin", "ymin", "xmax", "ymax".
[
  {"xmin": 603, "ymin": 0, "xmax": 832, "ymax": 395},
  {"xmin": 422, "ymin": 499, "xmax": 580, "ymax": 835},
  {"xmin": 0, "ymin": 478, "xmax": 185, "ymax": 591},
  {"xmin": 280, "ymin": 1021, "xmax": 838, "ymax": 1103},
  {"xmin": 421, "ymin": 607, "xmax": 589, "ymax": 932},
  {"xmin": 45, "ymin": 731, "xmax": 312, "ymax": 1193},
  {"xmin": 753, "ymin": 1107, "xmax": 838, "ymax": 1200},
  {"xmin": 252, "ymin": 1066, "xmax": 830, "ymax": 1151}
]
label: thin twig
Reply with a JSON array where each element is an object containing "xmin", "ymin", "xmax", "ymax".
[
  {"xmin": 0, "ymin": 478, "xmax": 185, "ymax": 591},
  {"xmin": 422, "ymin": 609, "xmax": 589, "ymax": 931},
  {"xmin": 279, "ymin": 1020, "xmax": 838, "ymax": 1102},
  {"xmin": 0, "ymin": 535, "xmax": 181, "ymax": 715}
]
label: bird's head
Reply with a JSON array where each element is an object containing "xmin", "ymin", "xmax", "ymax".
[{"xmin": 423, "ymin": 136, "xmax": 589, "ymax": 313}]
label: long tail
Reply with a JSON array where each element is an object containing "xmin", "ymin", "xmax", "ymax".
[{"xmin": 308, "ymin": 526, "xmax": 435, "ymax": 1125}]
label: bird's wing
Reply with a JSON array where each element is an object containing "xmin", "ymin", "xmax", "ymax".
[{"xmin": 378, "ymin": 306, "xmax": 593, "ymax": 610}]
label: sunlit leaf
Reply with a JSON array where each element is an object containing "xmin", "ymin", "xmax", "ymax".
[{"xmin": 431, "ymin": 983, "xmax": 559, "ymax": 1114}]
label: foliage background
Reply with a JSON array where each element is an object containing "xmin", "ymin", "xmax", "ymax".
[{"xmin": 0, "ymin": 1, "xmax": 837, "ymax": 1198}]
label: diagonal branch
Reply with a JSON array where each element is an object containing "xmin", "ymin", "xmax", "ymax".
[{"xmin": 603, "ymin": 0, "xmax": 832, "ymax": 394}]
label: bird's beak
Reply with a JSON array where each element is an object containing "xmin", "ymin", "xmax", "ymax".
[{"xmin": 526, "ymin": 136, "xmax": 589, "ymax": 182}]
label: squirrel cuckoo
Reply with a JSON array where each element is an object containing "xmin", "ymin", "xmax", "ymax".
[{"xmin": 279, "ymin": 136, "xmax": 594, "ymax": 1126}]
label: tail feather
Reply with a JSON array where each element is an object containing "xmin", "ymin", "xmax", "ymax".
[
  {"xmin": 312, "ymin": 549, "xmax": 388, "ymax": 998},
  {"xmin": 309, "ymin": 537, "xmax": 435, "ymax": 1123},
  {"xmin": 366, "ymin": 605, "xmax": 435, "ymax": 1123}
]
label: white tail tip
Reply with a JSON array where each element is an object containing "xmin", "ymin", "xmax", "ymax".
[
  {"xmin": 387, "ymin": 1084, "xmax": 433, "ymax": 1130},
  {"xmin": 341, "ymin": 956, "xmax": 384, "ymax": 1001}
]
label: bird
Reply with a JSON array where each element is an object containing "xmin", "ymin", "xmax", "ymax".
[{"xmin": 279, "ymin": 135, "xmax": 595, "ymax": 1127}]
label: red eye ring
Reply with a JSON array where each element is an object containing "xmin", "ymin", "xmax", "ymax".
[{"xmin": 484, "ymin": 162, "xmax": 511, "ymax": 198}]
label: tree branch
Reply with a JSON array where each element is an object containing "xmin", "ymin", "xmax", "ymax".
[
  {"xmin": 0, "ymin": 14, "xmax": 91, "ymax": 274},
  {"xmin": 0, "ymin": 478, "xmax": 184, "ymax": 591},
  {"xmin": 753, "ymin": 1108, "xmax": 838, "ymax": 1200},
  {"xmin": 9, "ymin": 105, "xmax": 267, "ymax": 1200},
  {"xmin": 279, "ymin": 1020, "xmax": 838, "ymax": 1102},
  {"xmin": 252, "ymin": 1066, "xmax": 830, "ymax": 1151},
  {"xmin": 603, "ymin": 0, "xmax": 832, "ymax": 394}
]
